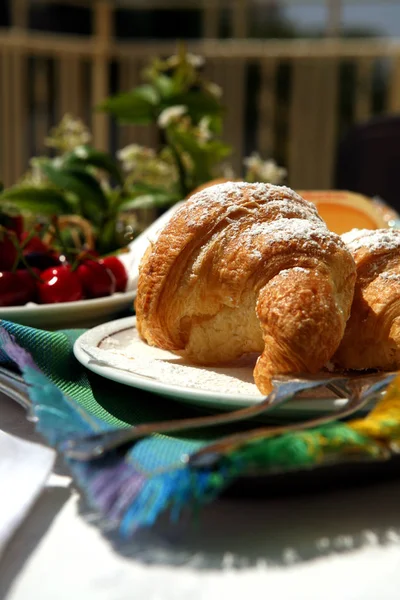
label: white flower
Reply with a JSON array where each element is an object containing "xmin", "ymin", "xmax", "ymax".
[
  {"xmin": 197, "ymin": 116, "xmax": 212, "ymax": 142},
  {"xmin": 157, "ymin": 105, "xmax": 187, "ymax": 128},
  {"xmin": 117, "ymin": 144, "xmax": 155, "ymax": 171},
  {"xmin": 27, "ymin": 159, "xmax": 48, "ymax": 186},
  {"xmin": 153, "ymin": 160, "xmax": 173, "ymax": 178},
  {"xmin": 260, "ymin": 160, "xmax": 287, "ymax": 185},
  {"xmin": 74, "ymin": 146, "xmax": 89, "ymax": 159},
  {"xmin": 186, "ymin": 53, "xmax": 205, "ymax": 68},
  {"xmin": 117, "ymin": 144, "xmax": 143, "ymax": 161},
  {"xmin": 221, "ymin": 163, "xmax": 236, "ymax": 179},
  {"xmin": 166, "ymin": 52, "xmax": 204, "ymax": 69},
  {"xmin": 45, "ymin": 114, "xmax": 91, "ymax": 152},
  {"xmin": 53, "ymin": 157, "xmax": 64, "ymax": 169},
  {"xmin": 206, "ymin": 82, "xmax": 223, "ymax": 98},
  {"xmin": 244, "ymin": 152, "xmax": 262, "ymax": 171},
  {"xmin": 244, "ymin": 152, "xmax": 287, "ymax": 185}
]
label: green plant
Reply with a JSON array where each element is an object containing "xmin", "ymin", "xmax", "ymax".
[
  {"xmin": 100, "ymin": 47, "xmax": 232, "ymax": 202},
  {"xmin": 102, "ymin": 47, "xmax": 286, "ymax": 207},
  {"xmin": 0, "ymin": 48, "xmax": 287, "ymax": 254},
  {"xmin": 0, "ymin": 116, "xmax": 127, "ymax": 253}
]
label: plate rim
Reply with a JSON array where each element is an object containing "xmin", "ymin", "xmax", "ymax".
[
  {"xmin": 73, "ymin": 316, "xmax": 266, "ymax": 408},
  {"xmin": 73, "ymin": 316, "xmax": 348, "ymax": 413},
  {"xmin": 0, "ymin": 290, "xmax": 137, "ymax": 317}
]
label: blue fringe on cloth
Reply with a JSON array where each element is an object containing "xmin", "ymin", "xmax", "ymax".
[{"xmin": 0, "ymin": 322, "xmax": 231, "ymax": 536}]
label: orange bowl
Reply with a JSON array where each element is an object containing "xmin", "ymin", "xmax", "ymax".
[{"xmin": 297, "ymin": 190, "xmax": 395, "ymax": 235}]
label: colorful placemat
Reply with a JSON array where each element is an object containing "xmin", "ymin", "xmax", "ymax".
[{"xmin": 1, "ymin": 319, "xmax": 399, "ymax": 537}]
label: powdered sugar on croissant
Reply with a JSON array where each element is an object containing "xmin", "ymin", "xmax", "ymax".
[
  {"xmin": 334, "ymin": 228, "xmax": 400, "ymax": 371},
  {"xmin": 136, "ymin": 182, "xmax": 356, "ymax": 393}
]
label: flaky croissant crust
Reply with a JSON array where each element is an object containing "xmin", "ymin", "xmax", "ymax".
[
  {"xmin": 136, "ymin": 182, "xmax": 356, "ymax": 393},
  {"xmin": 334, "ymin": 228, "xmax": 400, "ymax": 371}
]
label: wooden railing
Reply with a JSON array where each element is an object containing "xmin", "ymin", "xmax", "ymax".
[{"xmin": 1, "ymin": 29, "xmax": 400, "ymax": 190}]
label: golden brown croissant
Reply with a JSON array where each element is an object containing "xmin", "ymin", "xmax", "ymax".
[
  {"xmin": 334, "ymin": 228, "xmax": 400, "ymax": 371},
  {"xmin": 136, "ymin": 182, "xmax": 356, "ymax": 393}
]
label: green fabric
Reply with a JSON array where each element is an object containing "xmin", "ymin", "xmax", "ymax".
[
  {"xmin": 0, "ymin": 321, "xmax": 257, "ymax": 441},
  {"xmin": 1, "ymin": 319, "xmax": 397, "ymax": 535}
]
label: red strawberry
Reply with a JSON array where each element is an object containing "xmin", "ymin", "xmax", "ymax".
[
  {"xmin": 21, "ymin": 232, "xmax": 49, "ymax": 255},
  {"xmin": 98, "ymin": 256, "xmax": 128, "ymax": 292},
  {"xmin": 76, "ymin": 260, "xmax": 116, "ymax": 299},
  {"xmin": 0, "ymin": 236, "xmax": 18, "ymax": 271},
  {"xmin": 22, "ymin": 251, "xmax": 61, "ymax": 271},
  {"xmin": 37, "ymin": 266, "xmax": 83, "ymax": 304},
  {"xmin": 0, "ymin": 270, "xmax": 36, "ymax": 306}
]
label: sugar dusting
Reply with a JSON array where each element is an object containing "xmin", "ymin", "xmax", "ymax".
[
  {"xmin": 82, "ymin": 326, "xmax": 263, "ymax": 398},
  {"xmin": 172, "ymin": 182, "xmax": 342, "ymax": 271},
  {"xmin": 142, "ymin": 182, "xmax": 346, "ymax": 284},
  {"xmin": 182, "ymin": 181, "xmax": 323, "ymax": 228},
  {"xmin": 176, "ymin": 182, "xmax": 343, "ymax": 258},
  {"xmin": 186, "ymin": 182, "xmax": 318, "ymax": 215},
  {"xmin": 279, "ymin": 267, "xmax": 310, "ymax": 277},
  {"xmin": 342, "ymin": 228, "xmax": 400, "ymax": 253},
  {"xmin": 244, "ymin": 218, "xmax": 338, "ymax": 247},
  {"xmin": 380, "ymin": 272, "xmax": 400, "ymax": 282}
]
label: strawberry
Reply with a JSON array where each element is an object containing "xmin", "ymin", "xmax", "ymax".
[
  {"xmin": 37, "ymin": 266, "xmax": 83, "ymax": 304},
  {"xmin": 98, "ymin": 256, "xmax": 128, "ymax": 292},
  {"xmin": 76, "ymin": 260, "xmax": 116, "ymax": 299}
]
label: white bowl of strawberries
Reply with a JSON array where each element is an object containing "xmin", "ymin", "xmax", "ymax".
[{"xmin": 0, "ymin": 215, "xmax": 136, "ymax": 329}]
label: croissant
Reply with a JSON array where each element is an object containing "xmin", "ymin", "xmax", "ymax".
[
  {"xmin": 334, "ymin": 228, "xmax": 400, "ymax": 371},
  {"xmin": 136, "ymin": 182, "xmax": 356, "ymax": 394}
]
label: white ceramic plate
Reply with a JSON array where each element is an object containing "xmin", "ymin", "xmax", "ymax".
[
  {"xmin": 73, "ymin": 316, "xmax": 351, "ymax": 416},
  {"xmin": 0, "ymin": 203, "xmax": 183, "ymax": 331},
  {"xmin": 0, "ymin": 291, "xmax": 137, "ymax": 330}
]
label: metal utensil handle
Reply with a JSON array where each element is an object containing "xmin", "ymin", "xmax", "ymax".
[
  {"xmin": 188, "ymin": 374, "xmax": 395, "ymax": 469},
  {"xmin": 62, "ymin": 378, "xmax": 341, "ymax": 460}
]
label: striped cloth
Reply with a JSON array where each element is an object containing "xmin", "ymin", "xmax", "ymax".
[{"xmin": 0, "ymin": 319, "xmax": 398, "ymax": 538}]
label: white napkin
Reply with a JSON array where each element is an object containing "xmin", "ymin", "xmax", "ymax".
[{"xmin": 0, "ymin": 430, "xmax": 55, "ymax": 557}]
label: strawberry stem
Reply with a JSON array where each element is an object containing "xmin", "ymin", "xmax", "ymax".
[
  {"xmin": 6, "ymin": 229, "xmax": 43, "ymax": 282},
  {"xmin": 20, "ymin": 231, "xmax": 36, "ymax": 252},
  {"xmin": 51, "ymin": 216, "xmax": 71, "ymax": 262}
]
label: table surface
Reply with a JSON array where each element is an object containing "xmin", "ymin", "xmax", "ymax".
[{"xmin": 2, "ymin": 390, "xmax": 400, "ymax": 600}]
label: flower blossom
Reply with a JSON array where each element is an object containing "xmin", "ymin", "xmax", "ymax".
[
  {"xmin": 117, "ymin": 144, "xmax": 155, "ymax": 171},
  {"xmin": 244, "ymin": 153, "xmax": 287, "ymax": 185},
  {"xmin": 157, "ymin": 105, "xmax": 188, "ymax": 128},
  {"xmin": 166, "ymin": 53, "xmax": 205, "ymax": 69}
]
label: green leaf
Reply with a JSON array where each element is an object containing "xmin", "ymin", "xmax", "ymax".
[
  {"xmin": 171, "ymin": 129, "xmax": 231, "ymax": 162},
  {"xmin": 0, "ymin": 186, "xmax": 73, "ymax": 216},
  {"xmin": 115, "ymin": 181, "xmax": 181, "ymax": 211},
  {"xmin": 98, "ymin": 216, "xmax": 118, "ymax": 254},
  {"xmin": 63, "ymin": 145, "xmax": 123, "ymax": 185},
  {"xmin": 153, "ymin": 74, "xmax": 177, "ymax": 99},
  {"xmin": 168, "ymin": 128, "xmax": 231, "ymax": 189},
  {"xmin": 172, "ymin": 90, "xmax": 224, "ymax": 121},
  {"xmin": 134, "ymin": 85, "xmax": 160, "ymax": 105},
  {"xmin": 105, "ymin": 187, "xmax": 124, "ymax": 213},
  {"xmin": 124, "ymin": 181, "xmax": 175, "ymax": 196},
  {"xmin": 118, "ymin": 192, "xmax": 179, "ymax": 212},
  {"xmin": 98, "ymin": 85, "xmax": 159, "ymax": 124},
  {"xmin": 40, "ymin": 164, "xmax": 108, "ymax": 226},
  {"xmin": 206, "ymin": 114, "xmax": 224, "ymax": 135},
  {"xmin": 167, "ymin": 129, "xmax": 209, "ymax": 182},
  {"xmin": 203, "ymin": 139, "xmax": 232, "ymax": 161}
]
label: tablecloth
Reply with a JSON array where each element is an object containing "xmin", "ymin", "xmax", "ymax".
[{"xmin": 2, "ymin": 391, "xmax": 400, "ymax": 600}]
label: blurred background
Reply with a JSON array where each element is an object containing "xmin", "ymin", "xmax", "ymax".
[{"xmin": 2, "ymin": 0, "xmax": 400, "ymax": 198}]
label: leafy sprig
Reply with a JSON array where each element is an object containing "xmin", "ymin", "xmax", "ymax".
[{"xmin": 0, "ymin": 50, "xmax": 287, "ymax": 255}]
